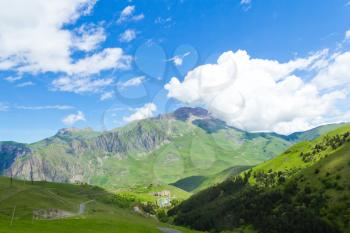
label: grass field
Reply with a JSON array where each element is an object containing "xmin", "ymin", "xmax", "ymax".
[
  {"xmin": 0, "ymin": 177, "xmax": 200, "ymax": 233},
  {"xmin": 115, "ymin": 184, "xmax": 191, "ymax": 203}
]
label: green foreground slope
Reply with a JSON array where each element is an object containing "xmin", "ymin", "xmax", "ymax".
[
  {"xmin": 169, "ymin": 125, "xmax": 350, "ymax": 233},
  {"xmin": 0, "ymin": 177, "xmax": 199, "ymax": 233}
]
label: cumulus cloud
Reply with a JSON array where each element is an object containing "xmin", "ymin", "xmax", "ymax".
[
  {"xmin": 123, "ymin": 103, "xmax": 157, "ymax": 122},
  {"xmin": 118, "ymin": 76, "xmax": 145, "ymax": 89},
  {"xmin": 100, "ymin": 91, "xmax": 114, "ymax": 101},
  {"xmin": 119, "ymin": 29, "xmax": 137, "ymax": 43},
  {"xmin": 72, "ymin": 24, "xmax": 106, "ymax": 52},
  {"xmin": 62, "ymin": 111, "xmax": 86, "ymax": 125},
  {"xmin": 312, "ymin": 52, "xmax": 350, "ymax": 90},
  {"xmin": 117, "ymin": 5, "xmax": 144, "ymax": 24},
  {"xmin": 0, "ymin": 0, "xmax": 131, "ymax": 93},
  {"xmin": 0, "ymin": 0, "xmax": 96, "ymax": 73},
  {"xmin": 165, "ymin": 50, "xmax": 347, "ymax": 135}
]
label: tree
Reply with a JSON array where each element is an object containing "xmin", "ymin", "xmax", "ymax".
[{"xmin": 29, "ymin": 160, "xmax": 34, "ymax": 185}]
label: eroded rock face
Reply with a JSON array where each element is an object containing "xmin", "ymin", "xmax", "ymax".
[
  {"xmin": 7, "ymin": 155, "xmax": 85, "ymax": 183},
  {"xmin": 0, "ymin": 142, "xmax": 31, "ymax": 171},
  {"xmin": 86, "ymin": 120, "xmax": 180, "ymax": 159}
]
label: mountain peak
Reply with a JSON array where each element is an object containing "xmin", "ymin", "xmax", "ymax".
[
  {"xmin": 57, "ymin": 127, "xmax": 93, "ymax": 135},
  {"xmin": 173, "ymin": 107, "xmax": 209, "ymax": 121}
]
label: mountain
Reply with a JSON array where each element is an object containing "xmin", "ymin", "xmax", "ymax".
[
  {"xmin": 169, "ymin": 125, "xmax": 350, "ymax": 233},
  {"xmin": 0, "ymin": 176, "xmax": 198, "ymax": 233},
  {"xmin": 285, "ymin": 123, "xmax": 349, "ymax": 142},
  {"xmin": 0, "ymin": 107, "xmax": 345, "ymax": 190}
]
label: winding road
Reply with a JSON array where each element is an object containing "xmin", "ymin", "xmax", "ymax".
[{"xmin": 158, "ymin": 227, "xmax": 182, "ymax": 233}]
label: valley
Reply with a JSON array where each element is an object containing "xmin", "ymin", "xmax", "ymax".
[{"xmin": 1, "ymin": 108, "xmax": 348, "ymax": 233}]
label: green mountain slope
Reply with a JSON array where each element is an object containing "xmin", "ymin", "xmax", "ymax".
[
  {"xmin": 169, "ymin": 125, "xmax": 350, "ymax": 233},
  {"xmin": 0, "ymin": 108, "xmax": 346, "ymax": 190},
  {"xmin": 0, "ymin": 107, "xmax": 295, "ymax": 189},
  {"xmin": 285, "ymin": 123, "xmax": 348, "ymax": 142},
  {"xmin": 0, "ymin": 176, "xmax": 199, "ymax": 233},
  {"xmin": 171, "ymin": 165, "xmax": 252, "ymax": 192}
]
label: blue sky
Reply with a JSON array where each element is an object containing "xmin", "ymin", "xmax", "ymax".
[{"xmin": 1, "ymin": 0, "xmax": 350, "ymax": 143}]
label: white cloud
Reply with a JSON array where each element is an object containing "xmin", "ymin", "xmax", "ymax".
[
  {"xmin": 118, "ymin": 76, "xmax": 145, "ymax": 89},
  {"xmin": 4, "ymin": 76, "xmax": 22, "ymax": 82},
  {"xmin": 16, "ymin": 81, "xmax": 34, "ymax": 87},
  {"xmin": 62, "ymin": 111, "xmax": 86, "ymax": 125},
  {"xmin": 51, "ymin": 48, "xmax": 132, "ymax": 93},
  {"xmin": 0, "ymin": 0, "xmax": 95, "ymax": 73},
  {"xmin": 155, "ymin": 17, "xmax": 172, "ymax": 24},
  {"xmin": 72, "ymin": 24, "xmax": 106, "ymax": 52},
  {"xmin": 119, "ymin": 29, "xmax": 137, "ymax": 43},
  {"xmin": 0, "ymin": 0, "xmax": 130, "ymax": 84},
  {"xmin": 100, "ymin": 91, "xmax": 114, "ymax": 101},
  {"xmin": 132, "ymin": 14, "xmax": 145, "ymax": 21},
  {"xmin": 118, "ymin": 5, "xmax": 135, "ymax": 23},
  {"xmin": 168, "ymin": 52, "xmax": 191, "ymax": 66},
  {"xmin": 312, "ymin": 52, "xmax": 350, "ymax": 90},
  {"xmin": 123, "ymin": 103, "xmax": 157, "ymax": 122},
  {"xmin": 117, "ymin": 5, "xmax": 144, "ymax": 24},
  {"xmin": 52, "ymin": 76, "xmax": 113, "ymax": 94},
  {"xmin": 240, "ymin": 0, "xmax": 252, "ymax": 10},
  {"xmin": 346, "ymin": 30, "xmax": 350, "ymax": 41},
  {"xmin": 165, "ymin": 50, "xmax": 347, "ymax": 135},
  {"xmin": 0, "ymin": 103, "xmax": 9, "ymax": 112},
  {"xmin": 16, "ymin": 105, "xmax": 74, "ymax": 110},
  {"xmin": 67, "ymin": 48, "xmax": 131, "ymax": 76}
]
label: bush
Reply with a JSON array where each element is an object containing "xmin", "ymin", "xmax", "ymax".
[{"xmin": 157, "ymin": 209, "xmax": 169, "ymax": 223}]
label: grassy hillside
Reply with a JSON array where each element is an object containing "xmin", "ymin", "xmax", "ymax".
[
  {"xmin": 249, "ymin": 124, "xmax": 350, "ymax": 183},
  {"xmin": 171, "ymin": 165, "xmax": 252, "ymax": 192},
  {"xmin": 286, "ymin": 123, "xmax": 348, "ymax": 142},
  {"xmin": 116, "ymin": 184, "xmax": 191, "ymax": 203},
  {"xmin": 169, "ymin": 125, "xmax": 350, "ymax": 233},
  {"xmin": 0, "ymin": 176, "xmax": 199, "ymax": 233}
]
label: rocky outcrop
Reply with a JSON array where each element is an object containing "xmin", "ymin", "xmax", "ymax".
[
  {"xmin": 90, "ymin": 122, "xmax": 170, "ymax": 157},
  {"xmin": 7, "ymin": 155, "xmax": 85, "ymax": 183},
  {"xmin": 0, "ymin": 142, "xmax": 31, "ymax": 172}
]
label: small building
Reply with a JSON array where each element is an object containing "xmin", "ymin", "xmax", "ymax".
[
  {"xmin": 157, "ymin": 197, "xmax": 171, "ymax": 208},
  {"xmin": 153, "ymin": 190, "xmax": 171, "ymax": 197}
]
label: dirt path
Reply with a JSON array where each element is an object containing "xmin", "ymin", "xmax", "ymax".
[
  {"xmin": 158, "ymin": 227, "xmax": 182, "ymax": 233},
  {"xmin": 79, "ymin": 200, "xmax": 94, "ymax": 214}
]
